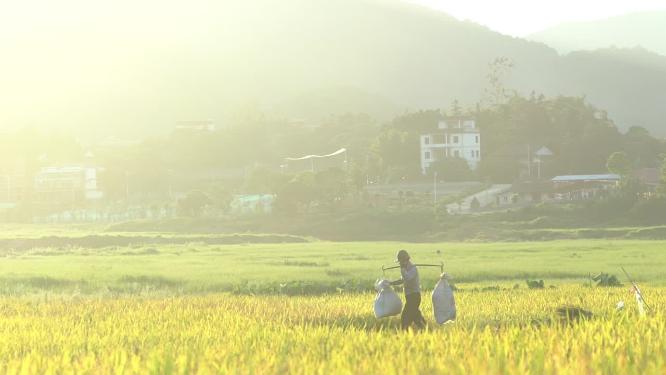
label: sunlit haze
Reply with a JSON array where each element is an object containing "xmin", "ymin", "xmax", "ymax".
[
  {"xmin": 1, "ymin": 0, "xmax": 666, "ymax": 372},
  {"xmin": 410, "ymin": 0, "xmax": 666, "ymax": 35}
]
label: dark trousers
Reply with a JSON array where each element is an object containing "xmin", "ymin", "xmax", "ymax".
[{"xmin": 401, "ymin": 292, "xmax": 426, "ymax": 330}]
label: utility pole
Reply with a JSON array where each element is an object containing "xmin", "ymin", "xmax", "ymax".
[
  {"xmin": 344, "ymin": 149, "xmax": 348, "ymax": 171},
  {"xmin": 0, "ymin": 175, "xmax": 10, "ymax": 202},
  {"xmin": 125, "ymin": 171, "xmax": 130, "ymax": 202},
  {"xmin": 167, "ymin": 169, "xmax": 173, "ymax": 200},
  {"xmin": 433, "ymin": 171, "xmax": 438, "ymax": 206},
  {"xmin": 365, "ymin": 153, "xmax": 370, "ymax": 186},
  {"xmin": 527, "ymin": 144, "xmax": 532, "ymax": 178}
]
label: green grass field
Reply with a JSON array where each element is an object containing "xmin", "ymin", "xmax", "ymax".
[{"xmin": 0, "ymin": 226, "xmax": 664, "ymax": 294}]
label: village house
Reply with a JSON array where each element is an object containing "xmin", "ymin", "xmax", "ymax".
[
  {"xmin": 497, "ymin": 174, "xmax": 621, "ymax": 207},
  {"xmin": 33, "ymin": 166, "xmax": 104, "ymax": 205},
  {"xmin": 496, "ymin": 181, "xmax": 557, "ymax": 207},
  {"xmin": 550, "ymin": 174, "xmax": 620, "ymax": 200},
  {"xmin": 632, "ymin": 168, "xmax": 661, "ymax": 196},
  {"xmin": 420, "ymin": 117, "xmax": 481, "ymax": 174},
  {"xmin": 230, "ymin": 194, "xmax": 275, "ymax": 215}
]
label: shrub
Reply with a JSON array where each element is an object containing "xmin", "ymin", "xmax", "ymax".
[
  {"xmin": 526, "ymin": 280, "xmax": 545, "ymax": 289},
  {"xmin": 592, "ymin": 273, "xmax": 622, "ymax": 287},
  {"xmin": 629, "ymin": 198, "xmax": 666, "ymax": 225}
]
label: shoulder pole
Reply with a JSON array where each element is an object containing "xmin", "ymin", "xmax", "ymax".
[{"xmin": 621, "ymin": 266, "xmax": 651, "ymax": 311}]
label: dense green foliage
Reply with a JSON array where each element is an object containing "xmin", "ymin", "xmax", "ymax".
[
  {"xmin": 78, "ymin": 95, "xmax": 666, "ymax": 196},
  {"xmin": 607, "ymin": 151, "xmax": 631, "ymax": 176},
  {"xmin": 4, "ymin": 94, "xmax": 663, "ymax": 208},
  {"xmin": 378, "ymin": 96, "xmax": 665, "ymax": 182}
]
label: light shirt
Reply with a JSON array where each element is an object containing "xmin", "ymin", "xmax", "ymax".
[{"xmin": 400, "ymin": 262, "xmax": 421, "ymax": 295}]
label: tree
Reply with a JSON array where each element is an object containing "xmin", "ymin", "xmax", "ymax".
[
  {"xmin": 428, "ymin": 158, "xmax": 472, "ymax": 181},
  {"xmin": 177, "ymin": 190, "xmax": 212, "ymax": 217},
  {"xmin": 201, "ymin": 183, "xmax": 234, "ymax": 213},
  {"xmin": 314, "ymin": 168, "xmax": 349, "ymax": 211},
  {"xmin": 449, "ymin": 99, "xmax": 462, "ymax": 116},
  {"xmin": 606, "ymin": 151, "xmax": 631, "ymax": 177},
  {"xmin": 623, "ymin": 126, "xmax": 663, "ymax": 168},
  {"xmin": 474, "ymin": 95, "xmax": 631, "ymax": 180},
  {"xmin": 274, "ymin": 172, "xmax": 317, "ymax": 215},
  {"xmin": 658, "ymin": 155, "xmax": 666, "ymax": 197},
  {"xmin": 243, "ymin": 166, "xmax": 282, "ymax": 194},
  {"xmin": 616, "ymin": 177, "xmax": 645, "ymax": 200},
  {"xmin": 346, "ymin": 161, "xmax": 367, "ymax": 194},
  {"xmin": 477, "ymin": 157, "xmax": 521, "ymax": 183},
  {"xmin": 371, "ymin": 129, "xmax": 419, "ymax": 178},
  {"xmin": 470, "ymin": 197, "xmax": 481, "ymax": 211},
  {"xmin": 483, "ymin": 57, "xmax": 515, "ymax": 107}
]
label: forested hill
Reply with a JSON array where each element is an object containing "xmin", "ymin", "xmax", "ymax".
[{"xmin": 1, "ymin": 0, "xmax": 665, "ymax": 136}]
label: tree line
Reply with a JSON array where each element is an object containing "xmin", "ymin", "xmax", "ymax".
[{"xmin": 1, "ymin": 91, "xmax": 665, "ymax": 218}]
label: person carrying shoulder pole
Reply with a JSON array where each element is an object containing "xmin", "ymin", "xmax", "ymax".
[{"xmin": 390, "ymin": 249, "xmax": 426, "ymax": 330}]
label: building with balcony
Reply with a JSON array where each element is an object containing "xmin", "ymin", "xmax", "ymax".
[{"xmin": 420, "ymin": 117, "xmax": 481, "ymax": 174}]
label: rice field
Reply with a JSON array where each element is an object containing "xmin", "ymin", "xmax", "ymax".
[
  {"xmin": 1, "ymin": 285, "xmax": 663, "ymax": 374},
  {"xmin": 1, "ymin": 229, "xmax": 664, "ymax": 373}
]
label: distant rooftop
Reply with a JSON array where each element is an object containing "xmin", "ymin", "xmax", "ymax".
[
  {"xmin": 534, "ymin": 146, "xmax": 554, "ymax": 157},
  {"xmin": 551, "ymin": 174, "xmax": 620, "ymax": 182},
  {"xmin": 175, "ymin": 120, "xmax": 216, "ymax": 132},
  {"xmin": 38, "ymin": 166, "xmax": 86, "ymax": 174}
]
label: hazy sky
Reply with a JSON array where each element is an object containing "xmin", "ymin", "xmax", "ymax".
[
  {"xmin": 1, "ymin": 0, "xmax": 665, "ymax": 134},
  {"xmin": 410, "ymin": 0, "xmax": 666, "ymax": 36}
]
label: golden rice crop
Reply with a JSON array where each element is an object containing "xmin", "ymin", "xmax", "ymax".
[{"xmin": 0, "ymin": 285, "xmax": 663, "ymax": 374}]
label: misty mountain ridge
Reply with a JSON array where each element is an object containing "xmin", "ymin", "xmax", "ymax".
[
  {"xmin": 528, "ymin": 11, "xmax": 666, "ymax": 56},
  {"xmin": 0, "ymin": 0, "xmax": 664, "ymax": 137}
]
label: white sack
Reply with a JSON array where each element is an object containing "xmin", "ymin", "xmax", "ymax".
[
  {"xmin": 374, "ymin": 279, "xmax": 402, "ymax": 318},
  {"xmin": 634, "ymin": 286, "xmax": 646, "ymax": 317},
  {"xmin": 432, "ymin": 277, "xmax": 456, "ymax": 324}
]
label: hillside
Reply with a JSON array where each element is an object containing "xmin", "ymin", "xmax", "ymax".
[
  {"xmin": 528, "ymin": 11, "xmax": 666, "ymax": 56},
  {"xmin": 1, "ymin": 0, "xmax": 665, "ymax": 136}
]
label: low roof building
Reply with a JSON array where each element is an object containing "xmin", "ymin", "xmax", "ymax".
[{"xmin": 551, "ymin": 174, "xmax": 620, "ymax": 183}]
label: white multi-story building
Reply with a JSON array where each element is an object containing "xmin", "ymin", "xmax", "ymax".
[{"xmin": 420, "ymin": 118, "xmax": 481, "ymax": 174}]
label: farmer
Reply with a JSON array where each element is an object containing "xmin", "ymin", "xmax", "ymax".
[{"xmin": 390, "ymin": 249, "xmax": 426, "ymax": 330}]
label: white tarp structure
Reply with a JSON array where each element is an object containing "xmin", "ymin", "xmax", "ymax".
[
  {"xmin": 432, "ymin": 275, "xmax": 456, "ymax": 324},
  {"xmin": 285, "ymin": 148, "xmax": 347, "ymax": 161},
  {"xmin": 374, "ymin": 279, "xmax": 402, "ymax": 319}
]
